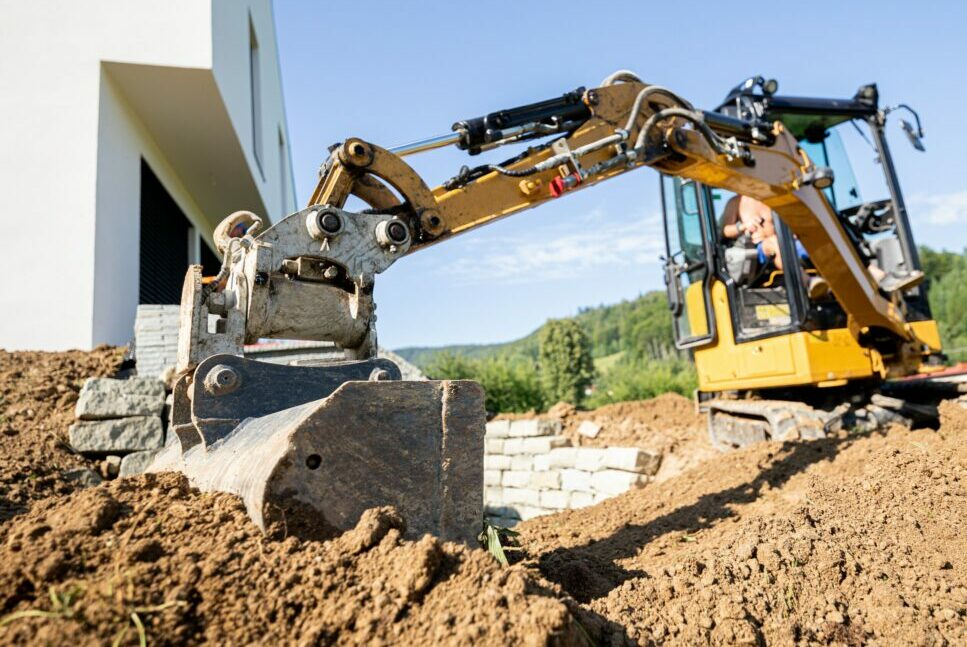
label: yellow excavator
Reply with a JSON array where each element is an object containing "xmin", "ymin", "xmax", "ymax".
[{"xmin": 151, "ymin": 70, "xmax": 949, "ymax": 542}]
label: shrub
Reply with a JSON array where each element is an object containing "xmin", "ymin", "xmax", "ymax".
[{"xmin": 538, "ymin": 319, "xmax": 595, "ymax": 407}]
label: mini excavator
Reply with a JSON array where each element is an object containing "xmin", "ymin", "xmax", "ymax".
[{"xmin": 151, "ymin": 70, "xmax": 947, "ymax": 541}]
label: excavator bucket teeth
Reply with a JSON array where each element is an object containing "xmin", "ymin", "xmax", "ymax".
[
  {"xmin": 150, "ymin": 359, "xmax": 485, "ymax": 545},
  {"xmin": 706, "ymin": 399, "xmax": 838, "ymax": 451}
]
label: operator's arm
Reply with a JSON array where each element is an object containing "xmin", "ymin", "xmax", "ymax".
[{"xmin": 721, "ymin": 196, "xmax": 741, "ymax": 239}]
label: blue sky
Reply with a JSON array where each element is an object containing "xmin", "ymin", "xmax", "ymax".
[{"xmin": 274, "ymin": 0, "xmax": 967, "ymax": 350}]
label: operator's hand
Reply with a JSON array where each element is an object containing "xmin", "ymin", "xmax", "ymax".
[{"xmin": 743, "ymin": 214, "xmax": 766, "ymax": 243}]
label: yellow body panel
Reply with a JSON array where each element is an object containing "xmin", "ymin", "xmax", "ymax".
[
  {"xmin": 684, "ymin": 282, "xmax": 710, "ymax": 338},
  {"xmin": 693, "ymin": 281, "xmax": 880, "ymax": 392},
  {"xmin": 909, "ymin": 320, "xmax": 942, "ymax": 353}
]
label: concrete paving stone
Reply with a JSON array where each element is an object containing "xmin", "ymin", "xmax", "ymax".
[
  {"xmin": 561, "ymin": 468, "xmax": 593, "ymax": 493},
  {"xmin": 485, "ymin": 420, "xmax": 511, "ymax": 438},
  {"xmin": 577, "ymin": 420, "xmax": 602, "ymax": 438},
  {"xmin": 590, "ymin": 469, "xmax": 648, "ymax": 495},
  {"xmin": 530, "ymin": 470, "xmax": 561, "ymax": 490},
  {"xmin": 501, "ymin": 470, "xmax": 531, "ymax": 488},
  {"xmin": 502, "ymin": 487, "xmax": 541, "ymax": 506},
  {"xmin": 119, "ymin": 449, "xmax": 160, "ymax": 477},
  {"xmin": 540, "ymin": 490, "xmax": 570, "ymax": 509},
  {"xmin": 574, "ymin": 447, "xmax": 607, "ymax": 472},
  {"xmin": 502, "ymin": 438, "xmax": 526, "ymax": 455},
  {"xmin": 510, "ymin": 455, "xmax": 534, "ymax": 471},
  {"xmin": 484, "ymin": 438, "xmax": 505, "ymax": 453},
  {"xmin": 603, "ymin": 447, "xmax": 663, "ymax": 475},
  {"xmin": 507, "ymin": 418, "xmax": 562, "ymax": 437},
  {"xmin": 76, "ymin": 377, "xmax": 166, "ymax": 420},
  {"xmin": 485, "ymin": 486, "xmax": 504, "ymax": 505},
  {"xmin": 521, "ymin": 435, "xmax": 569, "ymax": 455},
  {"xmin": 484, "ymin": 454, "xmax": 512, "ymax": 470},
  {"xmin": 484, "ymin": 469, "xmax": 503, "ymax": 486},
  {"xmin": 69, "ymin": 416, "xmax": 165, "ymax": 453},
  {"xmin": 546, "ymin": 447, "xmax": 577, "ymax": 468},
  {"xmin": 569, "ymin": 491, "xmax": 594, "ymax": 508}
]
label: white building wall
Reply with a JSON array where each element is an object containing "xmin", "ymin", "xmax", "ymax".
[
  {"xmin": 212, "ymin": 0, "xmax": 295, "ymax": 221},
  {"xmin": 92, "ymin": 69, "xmax": 211, "ymax": 346},
  {"xmin": 0, "ymin": 0, "xmax": 294, "ymax": 351}
]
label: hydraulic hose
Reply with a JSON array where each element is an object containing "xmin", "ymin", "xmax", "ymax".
[
  {"xmin": 488, "ymin": 164, "xmax": 541, "ymax": 177},
  {"xmin": 622, "ymin": 86, "xmax": 695, "ymax": 134},
  {"xmin": 635, "ymin": 107, "xmax": 733, "ymax": 155},
  {"xmin": 600, "ymin": 70, "xmax": 643, "ymax": 86}
]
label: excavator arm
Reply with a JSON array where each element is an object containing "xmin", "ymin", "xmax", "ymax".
[
  {"xmin": 161, "ymin": 71, "xmax": 928, "ymax": 542},
  {"xmin": 223, "ymin": 69, "xmax": 915, "ymax": 365}
]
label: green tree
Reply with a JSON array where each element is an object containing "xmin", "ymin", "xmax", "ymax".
[
  {"xmin": 929, "ymin": 253, "xmax": 967, "ymax": 361},
  {"xmin": 920, "ymin": 246, "xmax": 963, "ymax": 283},
  {"xmin": 538, "ymin": 319, "xmax": 595, "ymax": 407},
  {"xmin": 425, "ymin": 352, "xmax": 543, "ymax": 414},
  {"xmin": 587, "ymin": 356, "xmax": 696, "ymax": 407}
]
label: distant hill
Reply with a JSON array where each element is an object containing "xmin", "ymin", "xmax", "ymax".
[{"xmin": 395, "ymin": 291, "xmax": 678, "ymax": 369}]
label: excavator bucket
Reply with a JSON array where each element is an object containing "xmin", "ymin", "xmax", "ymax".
[{"xmin": 149, "ymin": 355, "xmax": 485, "ymax": 544}]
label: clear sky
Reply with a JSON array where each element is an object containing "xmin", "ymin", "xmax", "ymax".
[{"xmin": 273, "ymin": 0, "xmax": 967, "ymax": 350}]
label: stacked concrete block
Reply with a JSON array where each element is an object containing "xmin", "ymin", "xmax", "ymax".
[
  {"xmin": 483, "ymin": 416, "xmax": 662, "ymax": 527},
  {"xmin": 134, "ymin": 305, "xmax": 181, "ymax": 379},
  {"xmin": 68, "ymin": 377, "xmax": 167, "ymax": 479}
]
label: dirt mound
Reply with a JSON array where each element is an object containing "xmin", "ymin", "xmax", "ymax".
[
  {"xmin": 0, "ymin": 347, "xmax": 122, "ymax": 521},
  {"xmin": 0, "ymin": 472, "xmax": 588, "ymax": 645},
  {"xmin": 516, "ymin": 403, "xmax": 967, "ymax": 644},
  {"xmin": 6, "ymin": 347, "xmax": 967, "ymax": 645},
  {"xmin": 0, "ymin": 349, "xmax": 594, "ymax": 645}
]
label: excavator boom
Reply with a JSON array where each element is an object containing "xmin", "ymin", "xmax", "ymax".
[{"xmin": 157, "ymin": 71, "xmax": 936, "ymax": 540}]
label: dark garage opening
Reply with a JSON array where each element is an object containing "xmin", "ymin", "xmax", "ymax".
[{"xmin": 139, "ymin": 159, "xmax": 220, "ymax": 303}]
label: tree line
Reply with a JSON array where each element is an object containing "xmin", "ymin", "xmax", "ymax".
[{"xmin": 418, "ymin": 246, "xmax": 967, "ymax": 413}]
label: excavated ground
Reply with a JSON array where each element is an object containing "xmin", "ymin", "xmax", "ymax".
[
  {"xmin": 2, "ymin": 349, "xmax": 966, "ymax": 645},
  {"xmin": 517, "ymin": 402, "xmax": 967, "ymax": 644},
  {"xmin": 0, "ymin": 348, "xmax": 123, "ymax": 522}
]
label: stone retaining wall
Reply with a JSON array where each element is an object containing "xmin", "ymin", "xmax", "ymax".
[
  {"xmin": 484, "ymin": 418, "xmax": 661, "ymax": 527},
  {"xmin": 68, "ymin": 377, "xmax": 168, "ymax": 480}
]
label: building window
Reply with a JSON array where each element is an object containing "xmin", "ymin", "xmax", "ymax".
[
  {"xmin": 278, "ymin": 127, "xmax": 288, "ymax": 217},
  {"xmin": 249, "ymin": 16, "xmax": 263, "ymax": 177}
]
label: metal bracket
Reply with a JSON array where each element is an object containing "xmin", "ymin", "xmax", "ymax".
[{"xmin": 172, "ymin": 354, "xmax": 402, "ymax": 451}]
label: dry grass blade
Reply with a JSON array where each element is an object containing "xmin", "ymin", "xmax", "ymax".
[{"xmin": 130, "ymin": 612, "xmax": 147, "ymax": 647}]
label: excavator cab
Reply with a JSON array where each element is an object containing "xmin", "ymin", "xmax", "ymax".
[{"xmin": 661, "ymin": 76, "xmax": 943, "ymax": 447}]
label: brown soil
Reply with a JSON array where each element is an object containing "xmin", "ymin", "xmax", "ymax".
[
  {"xmin": 3, "ymin": 348, "xmax": 967, "ymax": 645},
  {"xmin": 0, "ymin": 473, "xmax": 584, "ymax": 645},
  {"xmin": 516, "ymin": 402, "xmax": 967, "ymax": 644},
  {"xmin": 0, "ymin": 350, "xmax": 588, "ymax": 645},
  {"xmin": 0, "ymin": 347, "xmax": 123, "ymax": 521}
]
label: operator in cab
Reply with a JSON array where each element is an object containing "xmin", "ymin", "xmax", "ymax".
[{"xmin": 720, "ymin": 195, "xmax": 830, "ymax": 300}]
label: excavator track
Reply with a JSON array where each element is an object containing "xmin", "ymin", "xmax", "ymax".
[{"xmin": 705, "ymin": 399, "xmax": 837, "ymax": 451}]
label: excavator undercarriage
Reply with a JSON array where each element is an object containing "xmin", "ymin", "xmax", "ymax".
[{"xmin": 151, "ymin": 70, "xmax": 952, "ymax": 541}]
